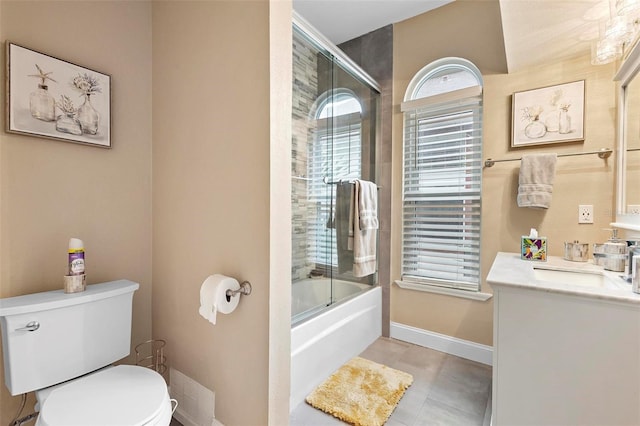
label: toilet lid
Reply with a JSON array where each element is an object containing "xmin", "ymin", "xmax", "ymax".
[{"xmin": 38, "ymin": 365, "xmax": 168, "ymax": 426}]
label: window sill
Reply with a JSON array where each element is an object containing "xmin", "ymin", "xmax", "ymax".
[{"xmin": 394, "ymin": 280, "xmax": 493, "ymax": 301}]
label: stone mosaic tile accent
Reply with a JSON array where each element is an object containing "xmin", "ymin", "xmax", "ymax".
[{"xmin": 292, "ymin": 32, "xmax": 318, "ymax": 281}]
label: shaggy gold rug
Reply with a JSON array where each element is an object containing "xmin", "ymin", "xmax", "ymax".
[{"xmin": 305, "ymin": 356, "xmax": 413, "ymax": 426}]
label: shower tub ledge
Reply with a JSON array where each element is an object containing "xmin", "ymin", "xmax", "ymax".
[{"xmin": 290, "ymin": 285, "xmax": 381, "ymax": 410}]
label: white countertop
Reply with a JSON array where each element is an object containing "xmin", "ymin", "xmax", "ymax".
[{"xmin": 487, "ymin": 252, "xmax": 640, "ymax": 305}]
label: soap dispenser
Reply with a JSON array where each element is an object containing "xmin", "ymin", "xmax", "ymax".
[{"xmin": 602, "ymin": 229, "xmax": 627, "ymax": 272}]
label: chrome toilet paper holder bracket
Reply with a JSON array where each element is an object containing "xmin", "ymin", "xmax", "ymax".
[{"xmin": 226, "ymin": 280, "xmax": 252, "ymax": 298}]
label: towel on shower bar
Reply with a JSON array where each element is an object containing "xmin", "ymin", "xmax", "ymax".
[
  {"xmin": 357, "ymin": 180, "xmax": 379, "ymax": 231},
  {"xmin": 517, "ymin": 154, "xmax": 557, "ymax": 209},
  {"xmin": 353, "ymin": 180, "xmax": 378, "ymax": 277},
  {"xmin": 336, "ymin": 182, "xmax": 355, "ymax": 274}
]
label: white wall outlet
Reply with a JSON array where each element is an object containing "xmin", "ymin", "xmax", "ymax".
[
  {"xmin": 578, "ymin": 205, "xmax": 594, "ymax": 224},
  {"xmin": 628, "ymin": 205, "xmax": 640, "ymax": 215}
]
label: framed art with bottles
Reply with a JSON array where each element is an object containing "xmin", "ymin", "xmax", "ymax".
[
  {"xmin": 511, "ymin": 80, "xmax": 584, "ymax": 148},
  {"xmin": 5, "ymin": 42, "xmax": 111, "ymax": 148}
]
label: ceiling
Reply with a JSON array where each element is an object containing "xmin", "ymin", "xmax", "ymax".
[
  {"xmin": 499, "ymin": 0, "xmax": 604, "ymax": 72},
  {"xmin": 292, "ymin": 0, "xmax": 454, "ymax": 46},
  {"xmin": 292, "ymin": 0, "xmax": 607, "ymax": 73}
]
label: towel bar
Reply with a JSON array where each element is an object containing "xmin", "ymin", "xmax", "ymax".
[
  {"xmin": 322, "ymin": 176, "xmax": 381, "ymax": 188},
  {"xmin": 484, "ymin": 148, "xmax": 612, "ymax": 168}
]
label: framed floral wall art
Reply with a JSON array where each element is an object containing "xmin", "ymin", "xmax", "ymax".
[
  {"xmin": 6, "ymin": 42, "xmax": 111, "ymax": 148},
  {"xmin": 511, "ymin": 80, "xmax": 584, "ymax": 148}
]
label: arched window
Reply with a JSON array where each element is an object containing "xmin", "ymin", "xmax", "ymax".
[
  {"xmin": 308, "ymin": 90, "xmax": 362, "ymax": 267},
  {"xmin": 399, "ymin": 58, "xmax": 484, "ymax": 292},
  {"xmin": 316, "ymin": 90, "xmax": 362, "ymax": 119},
  {"xmin": 405, "ymin": 57, "xmax": 482, "ymax": 100}
]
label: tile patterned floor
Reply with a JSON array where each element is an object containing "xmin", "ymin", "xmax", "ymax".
[{"xmin": 290, "ymin": 337, "xmax": 492, "ymax": 426}]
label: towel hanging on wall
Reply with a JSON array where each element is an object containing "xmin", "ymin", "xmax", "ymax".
[{"xmin": 517, "ymin": 154, "xmax": 557, "ymax": 209}]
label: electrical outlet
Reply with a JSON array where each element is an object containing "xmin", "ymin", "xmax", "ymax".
[
  {"xmin": 629, "ymin": 205, "xmax": 640, "ymax": 215},
  {"xmin": 578, "ymin": 205, "xmax": 594, "ymax": 224}
]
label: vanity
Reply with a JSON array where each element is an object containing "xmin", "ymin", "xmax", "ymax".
[{"xmin": 488, "ymin": 253, "xmax": 640, "ymax": 425}]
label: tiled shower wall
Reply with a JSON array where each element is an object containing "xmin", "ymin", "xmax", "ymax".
[
  {"xmin": 339, "ymin": 25, "xmax": 393, "ymax": 336},
  {"xmin": 291, "ymin": 32, "xmax": 318, "ymax": 282}
]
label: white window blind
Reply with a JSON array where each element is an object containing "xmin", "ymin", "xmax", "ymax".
[
  {"xmin": 402, "ymin": 97, "xmax": 482, "ymax": 291},
  {"xmin": 308, "ymin": 112, "xmax": 361, "ymax": 267}
]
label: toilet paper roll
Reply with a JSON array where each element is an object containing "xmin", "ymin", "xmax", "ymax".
[{"xmin": 199, "ymin": 274, "xmax": 240, "ymax": 325}]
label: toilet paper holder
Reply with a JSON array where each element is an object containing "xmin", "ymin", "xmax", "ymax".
[{"xmin": 226, "ymin": 280, "xmax": 252, "ymax": 298}]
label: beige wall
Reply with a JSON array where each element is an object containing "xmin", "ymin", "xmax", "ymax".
[
  {"xmin": 0, "ymin": 1, "xmax": 153, "ymax": 424},
  {"xmin": 391, "ymin": 1, "xmax": 618, "ymax": 346},
  {"xmin": 393, "ymin": 0, "xmax": 508, "ymax": 78},
  {"xmin": 152, "ymin": 1, "xmax": 291, "ymax": 424}
]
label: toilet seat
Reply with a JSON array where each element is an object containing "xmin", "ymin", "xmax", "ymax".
[{"xmin": 36, "ymin": 365, "xmax": 172, "ymax": 426}]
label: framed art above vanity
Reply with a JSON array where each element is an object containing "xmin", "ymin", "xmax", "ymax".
[{"xmin": 511, "ymin": 80, "xmax": 585, "ymax": 147}]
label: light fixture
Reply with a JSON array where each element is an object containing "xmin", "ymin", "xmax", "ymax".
[
  {"xmin": 592, "ymin": 35, "xmax": 623, "ymax": 64},
  {"xmin": 591, "ymin": 0, "xmax": 640, "ymax": 65},
  {"xmin": 616, "ymin": 0, "xmax": 640, "ymax": 16},
  {"xmin": 605, "ymin": 15, "xmax": 632, "ymax": 40}
]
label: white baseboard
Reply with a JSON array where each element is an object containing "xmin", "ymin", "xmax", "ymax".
[
  {"xmin": 390, "ymin": 321, "xmax": 493, "ymax": 366},
  {"xmin": 173, "ymin": 410, "xmax": 196, "ymax": 426},
  {"xmin": 172, "ymin": 397, "xmax": 225, "ymax": 426},
  {"xmin": 172, "ymin": 412, "xmax": 225, "ymax": 426}
]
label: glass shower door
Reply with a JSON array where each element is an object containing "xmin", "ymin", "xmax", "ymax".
[
  {"xmin": 291, "ymin": 27, "xmax": 334, "ymax": 322},
  {"xmin": 291, "ymin": 25, "xmax": 379, "ymax": 325}
]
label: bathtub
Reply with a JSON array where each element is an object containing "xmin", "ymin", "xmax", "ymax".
[
  {"xmin": 290, "ymin": 279, "xmax": 381, "ymax": 410},
  {"xmin": 292, "ymin": 278, "xmax": 371, "ymax": 321}
]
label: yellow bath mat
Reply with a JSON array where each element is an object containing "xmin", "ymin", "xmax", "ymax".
[{"xmin": 305, "ymin": 356, "xmax": 413, "ymax": 426}]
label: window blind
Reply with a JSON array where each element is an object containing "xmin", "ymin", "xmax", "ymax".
[{"xmin": 402, "ymin": 98, "xmax": 482, "ymax": 291}]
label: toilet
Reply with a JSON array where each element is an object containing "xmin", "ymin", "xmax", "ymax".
[{"xmin": 0, "ymin": 280, "xmax": 175, "ymax": 426}]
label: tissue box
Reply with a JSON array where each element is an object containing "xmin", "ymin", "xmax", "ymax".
[{"xmin": 521, "ymin": 236, "xmax": 547, "ymax": 261}]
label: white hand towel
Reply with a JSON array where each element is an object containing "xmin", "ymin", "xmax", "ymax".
[
  {"xmin": 353, "ymin": 180, "xmax": 378, "ymax": 277},
  {"xmin": 357, "ymin": 180, "xmax": 379, "ymax": 231},
  {"xmin": 517, "ymin": 154, "xmax": 557, "ymax": 209}
]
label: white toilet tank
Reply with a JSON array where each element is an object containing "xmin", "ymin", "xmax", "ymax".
[{"xmin": 0, "ymin": 280, "xmax": 139, "ymax": 395}]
